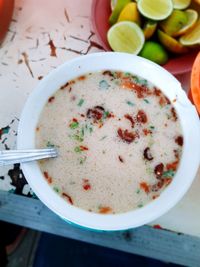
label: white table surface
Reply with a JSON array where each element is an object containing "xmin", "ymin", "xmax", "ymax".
[{"xmin": 0, "ymin": 0, "xmax": 200, "ymax": 238}]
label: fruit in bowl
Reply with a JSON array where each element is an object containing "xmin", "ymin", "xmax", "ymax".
[{"xmin": 106, "ymin": 0, "xmax": 200, "ymax": 65}]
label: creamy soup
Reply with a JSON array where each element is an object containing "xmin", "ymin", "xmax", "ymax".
[{"xmin": 36, "ymin": 71, "xmax": 183, "ymax": 214}]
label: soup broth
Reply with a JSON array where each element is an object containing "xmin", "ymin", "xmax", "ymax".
[{"xmin": 36, "ymin": 71, "xmax": 183, "ymax": 214}]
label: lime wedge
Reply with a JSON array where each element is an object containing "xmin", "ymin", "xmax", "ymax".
[
  {"xmin": 158, "ymin": 30, "xmax": 188, "ymax": 53},
  {"xmin": 143, "ymin": 20, "xmax": 157, "ymax": 40},
  {"xmin": 179, "ymin": 19, "xmax": 200, "ymax": 46},
  {"xmin": 109, "ymin": 0, "xmax": 131, "ymax": 25},
  {"xmin": 174, "ymin": 9, "xmax": 198, "ymax": 36},
  {"xmin": 172, "ymin": 0, "xmax": 191, "ymax": 9},
  {"xmin": 138, "ymin": 0, "xmax": 173, "ymax": 21},
  {"xmin": 139, "ymin": 41, "xmax": 168, "ymax": 65},
  {"xmin": 159, "ymin": 10, "xmax": 188, "ymax": 36},
  {"xmin": 107, "ymin": 21, "xmax": 145, "ymax": 54},
  {"xmin": 117, "ymin": 2, "xmax": 141, "ymax": 25}
]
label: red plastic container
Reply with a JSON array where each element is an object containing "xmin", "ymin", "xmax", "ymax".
[{"xmin": 0, "ymin": 0, "xmax": 14, "ymax": 44}]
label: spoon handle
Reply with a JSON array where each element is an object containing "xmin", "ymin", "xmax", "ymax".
[{"xmin": 0, "ymin": 148, "xmax": 58, "ymax": 166}]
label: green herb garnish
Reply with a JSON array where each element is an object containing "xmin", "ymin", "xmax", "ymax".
[
  {"xmin": 136, "ymin": 189, "xmax": 140, "ymax": 194},
  {"xmin": 53, "ymin": 187, "xmax": 60, "ymax": 193},
  {"xmin": 78, "ymin": 98, "xmax": 84, "ymax": 106},
  {"xmin": 126, "ymin": 100, "xmax": 134, "ymax": 106},
  {"xmin": 99, "ymin": 80, "xmax": 110, "ymax": 90},
  {"xmin": 149, "ymin": 126, "xmax": 155, "ymax": 130},
  {"xmin": 46, "ymin": 141, "xmax": 55, "ymax": 148},
  {"xmin": 103, "ymin": 111, "xmax": 110, "ymax": 119},
  {"xmin": 144, "ymin": 99, "xmax": 150, "ymax": 104},
  {"xmin": 70, "ymin": 121, "xmax": 79, "ymax": 129},
  {"xmin": 137, "ymin": 203, "xmax": 143, "ymax": 208},
  {"xmin": 79, "ymin": 156, "xmax": 87, "ymax": 164},
  {"xmin": 163, "ymin": 170, "xmax": 175, "ymax": 178},
  {"xmin": 74, "ymin": 146, "xmax": 82, "ymax": 153}
]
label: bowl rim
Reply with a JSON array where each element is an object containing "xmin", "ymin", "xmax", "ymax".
[{"xmin": 17, "ymin": 52, "xmax": 200, "ymax": 231}]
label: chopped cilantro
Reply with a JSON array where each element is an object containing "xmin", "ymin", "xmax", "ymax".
[
  {"xmin": 74, "ymin": 146, "xmax": 82, "ymax": 153},
  {"xmin": 149, "ymin": 126, "xmax": 155, "ymax": 129},
  {"xmin": 136, "ymin": 189, "xmax": 140, "ymax": 194},
  {"xmin": 53, "ymin": 187, "xmax": 60, "ymax": 193},
  {"xmin": 137, "ymin": 203, "xmax": 143, "ymax": 208},
  {"xmin": 163, "ymin": 170, "xmax": 175, "ymax": 178},
  {"xmin": 126, "ymin": 100, "xmax": 134, "ymax": 106},
  {"xmin": 78, "ymin": 98, "xmax": 84, "ymax": 106},
  {"xmin": 46, "ymin": 141, "xmax": 55, "ymax": 147},
  {"xmin": 70, "ymin": 121, "xmax": 79, "ymax": 129},
  {"xmin": 99, "ymin": 80, "xmax": 110, "ymax": 90},
  {"xmin": 144, "ymin": 99, "xmax": 150, "ymax": 104},
  {"xmin": 103, "ymin": 111, "xmax": 110, "ymax": 119},
  {"xmin": 79, "ymin": 156, "xmax": 87, "ymax": 164},
  {"xmin": 73, "ymin": 135, "xmax": 84, "ymax": 142}
]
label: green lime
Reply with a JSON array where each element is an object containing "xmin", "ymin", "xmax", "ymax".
[
  {"xmin": 139, "ymin": 41, "xmax": 168, "ymax": 65},
  {"xmin": 107, "ymin": 21, "xmax": 145, "ymax": 54},
  {"xmin": 138, "ymin": 0, "xmax": 173, "ymax": 21},
  {"xmin": 109, "ymin": 0, "xmax": 131, "ymax": 25}
]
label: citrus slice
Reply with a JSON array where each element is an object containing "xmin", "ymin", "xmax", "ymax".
[
  {"xmin": 107, "ymin": 21, "xmax": 145, "ymax": 54},
  {"xmin": 158, "ymin": 30, "xmax": 188, "ymax": 53},
  {"xmin": 159, "ymin": 10, "xmax": 188, "ymax": 36},
  {"xmin": 174, "ymin": 9, "xmax": 198, "ymax": 36},
  {"xmin": 110, "ymin": 0, "xmax": 117, "ymax": 11},
  {"xmin": 191, "ymin": 52, "xmax": 200, "ymax": 114},
  {"xmin": 143, "ymin": 20, "xmax": 157, "ymax": 40},
  {"xmin": 139, "ymin": 41, "xmax": 168, "ymax": 65},
  {"xmin": 109, "ymin": 0, "xmax": 131, "ymax": 25},
  {"xmin": 172, "ymin": 0, "xmax": 191, "ymax": 9},
  {"xmin": 118, "ymin": 2, "xmax": 141, "ymax": 25},
  {"xmin": 137, "ymin": 0, "xmax": 173, "ymax": 21},
  {"xmin": 179, "ymin": 19, "xmax": 200, "ymax": 46}
]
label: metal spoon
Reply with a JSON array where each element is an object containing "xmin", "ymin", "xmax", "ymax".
[{"xmin": 0, "ymin": 148, "xmax": 58, "ymax": 166}]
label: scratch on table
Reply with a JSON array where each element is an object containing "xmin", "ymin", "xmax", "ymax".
[
  {"xmin": 59, "ymin": 47, "xmax": 83, "ymax": 55},
  {"xmin": 69, "ymin": 35, "xmax": 88, "ymax": 43},
  {"xmin": 22, "ymin": 52, "xmax": 34, "ymax": 77},
  {"xmin": 88, "ymin": 31, "xmax": 95, "ymax": 40},
  {"xmin": 48, "ymin": 36, "xmax": 57, "ymax": 57},
  {"xmin": 84, "ymin": 40, "xmax": 105, "ymax": 54},
  {"xmin": 64, "ymin": 8, "xmax": 70, "ymax": 23}
]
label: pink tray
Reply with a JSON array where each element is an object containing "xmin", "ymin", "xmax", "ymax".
[{"xmin": 91, "ymin": 0, "xmax": 199, "ymax": 75}]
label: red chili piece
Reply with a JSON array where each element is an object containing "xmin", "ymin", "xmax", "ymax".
[
  {"xmin": 124, "ymin": 114, "xmax": 135, "ymax": 128},
  {"xmin": 140, "ymin": 182, "xmax": 150, "ymax": 193},
  {"xmin": 166, "ymin": 161, "xmax": 178, "ymax": 171},
  {"xmin": 43, "ymin": 171, "xmax": 52, "ymax": 184},
  {"xmin": 153, "ymin": 224, "xmax": 162, "ymax": 229},
  {"xmin": 154, "ymin": 163, "xmax": 164, "ymax": 179},
  {"xmin": 175, "ymin": 136, "xmax": 183, "ymax": 146},
  {"xmin": 80, "ymin": 146, "xmax": 88, "ymax": 151},
  {"xmin": 151, "ymin": 179, "xmax": 165, "ymax": 192},
  {"xmin": 117, "ymin": 128, "xmax": 136, "ymax": 143},
  {"xmin": 143, "ymin": 128, "xmax": 152, "ymax": 136},
  {"xmin": 143, "ymin": 147, "xmax": 153, "ymax": 161},
  {"xmin": 171, "ymin": 107, "xmax": 177, "ymax": 121},
  {"xmin": 83, "ymin": 179, "xmax": 91, "ymax": 191},
  {"xmin": 62, "ymin": 192, "xmax": 73, "ymax": 205},
  {"xmin": 153, "ymin": 87, "xmax": 162, "ymax": 96},
  {"xmin": 86, "ymin": 106, "xmax": 105, "ymax": 121},
  {"xmin": 136, "ymin": 110, "xmax": 147, "ymax": 123}
]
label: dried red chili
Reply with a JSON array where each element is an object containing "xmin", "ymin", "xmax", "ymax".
[
  {"xmin": 117, "ymin": 128, "xmax": 136, "ymax": 143},
  {"xmin": 124, "ymin": 114, "xmax": 135, "ymax": 128},
  {"xmin": 140, "ymin": 182, "xmax": 150, "ymax": 193},
  {"xmin": 86, "ymin": 106, "xmax": 105, "ymax": 121},
  {"xmin": 62, "ymin": 192, "xmax": 73, "ymax": 205},
  {"xmin": 175, "ymin": 136, "xmax": 183, "ymax": 146},
  {"xmin": 154, "ymin": 163, "xmax": 164, "ymax": 179},
  {"xmin": 143, "ymin": 147, "xmax": 153, "ymax": 161},
  {"xmin": 136, "ymin": 110, "xmax": 147, "ymax": 123}
]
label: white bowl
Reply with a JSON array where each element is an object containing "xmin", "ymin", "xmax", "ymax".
[{"xmin": 17, "ymin": 52, "xmax": 200, "ymax": 231}]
